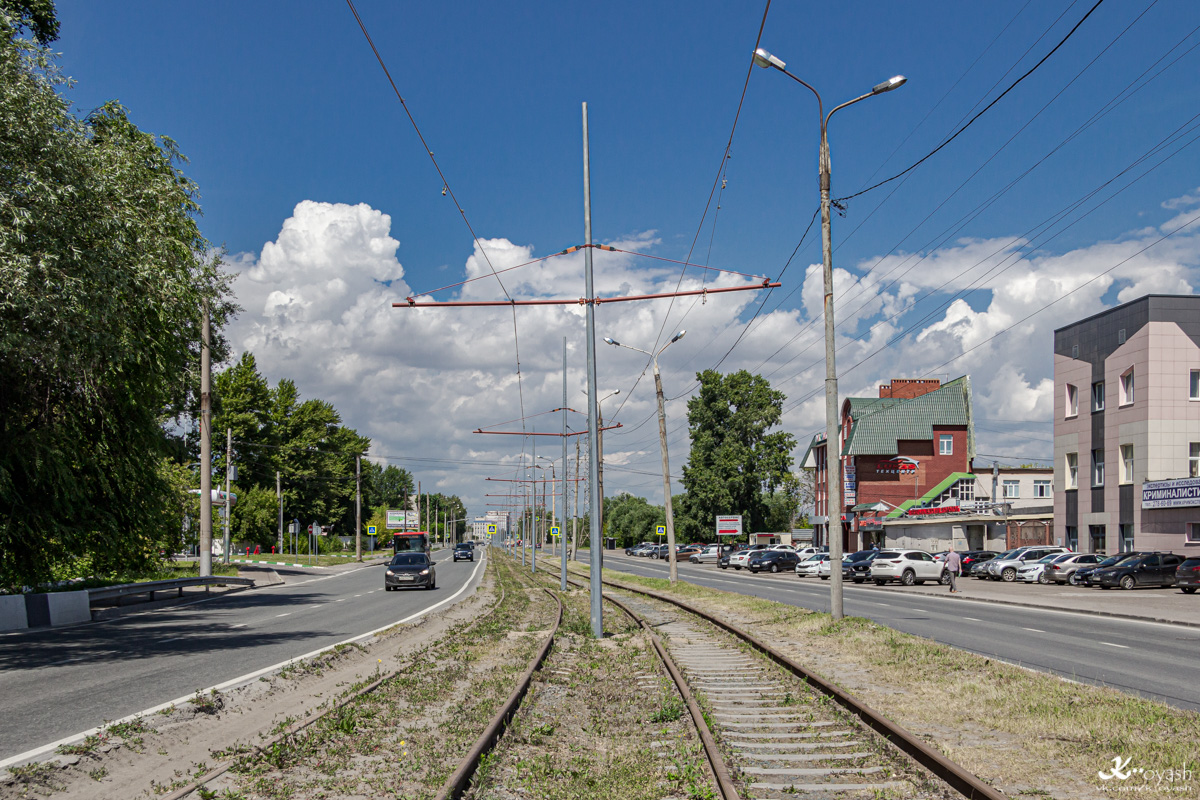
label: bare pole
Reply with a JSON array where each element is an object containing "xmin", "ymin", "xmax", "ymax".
[
  {"xmin": 276, "ymin": 471, "xmax": 283, "ymax": 555},
  {"xmin": 531, "ymin": 435, "xmax": 537, "ymax": 573},
  {"xmin": 561, "ymin": 337, "xmax": 568, "ymax": 589},
  {"xmin": 653, "ymin": 357, "xmax": 679, "ymax": 583},
  {"xmin": 224, "ymin": 427, "xmax": 232, "ymax": 563},
  {"xmin": 355, "ymin": 454, "xmax": 362, "ymax": 561},
  {"xmin": 583, "ymin": 102, "xmax": 604, "ymax": 637},
  {"xmin": 820, "ymin": 115, "xmax": 844, "ymax": 620},
  {"xmin": 199, "ymin": 299, "xmax": 212, "ymax": 577},
  {"xmin": 572, "ymin": 438, "xmax": 580, "ymax": 562}
]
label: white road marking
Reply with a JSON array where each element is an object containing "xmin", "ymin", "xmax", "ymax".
[
  {"xmin": 0, "ymin": 552, "xmax": 487, "ymax": 771},
  {"xmin": 1100, "ymin": 641, "xmax": 1129, "ymax": 649},
  {"xmin": 962, "ymin": 617, "xmax": 982, "ymax": 622},
  {"xmin": 275, "ymin": 613, "xmax": 291, "ymax": 618},
  {"xmin": 229, "ymin": 624, "xmax": 247, "ymax": 629},
  {"xmin": 335, "ymin": 598, "xmax": 346, "ymax": 602},
  {"xmin": 159, "ymin": 637, "xmax": 185, "ymax": 643},
  {"xmin": 1022, "ymin": 628, "xmax": 1045, "ymax": 633}
]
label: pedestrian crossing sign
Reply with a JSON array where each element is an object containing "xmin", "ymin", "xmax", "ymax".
[
  {"xmin": 367, "ymin": 525, "xmax": 377, "ymax": 535},
  {"xmin": 487, "ymin": 523, "xmax": 497, "ymax": 533},
  {"xmin": 656, "ymin": 525, "xmax": 666, "ymax": 536},
  {"xmin": 550, "ymin": 526, "xmax": 561, "ymax": 536}
]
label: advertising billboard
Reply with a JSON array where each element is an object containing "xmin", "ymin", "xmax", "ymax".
[{"xmin": 1142, "ymin": 476, "xmax": 1200, "ymax": 509}]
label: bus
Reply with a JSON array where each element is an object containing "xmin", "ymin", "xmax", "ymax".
[{"xmin": 393, "ymin": 531, "xmax": 431, "ymax": 555}]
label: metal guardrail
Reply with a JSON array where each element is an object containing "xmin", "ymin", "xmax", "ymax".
[{"xmin": 87, "ymin": 576, "xmax": 255, "ymax": 605}]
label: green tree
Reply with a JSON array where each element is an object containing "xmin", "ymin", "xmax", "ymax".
[
  {"xmin": 0, "ymin": 1, "xmax": 59, "ymax": 45},
  {"xmin": 605, "ymin": 493, "xmax": 665, "ymax": 548},
  {"xmin": 362, "ymin": 462, "xmax": 414, "ymax": 511},
  {"xmin": 680, "ymin": 370, "xmax": 796, "ymax": 535},
  {"xmin": 0, "ymin": 30, "xmax": 234, "ymax": 588}
]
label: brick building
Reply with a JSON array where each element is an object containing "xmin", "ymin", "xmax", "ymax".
[
  {"xmin": 1054, "ymin": 294, "xmax": 1200, "ymax": 555},
  {"xmin": 801, "ymin": 377, "xmax": 976, "ymax": 551}
]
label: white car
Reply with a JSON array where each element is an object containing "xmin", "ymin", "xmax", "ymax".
[
  {"xmin": 868, "ymin": 550, "xmax": 949, "ymax": 586},
  {"xmin": 795, "ymin": 553, "xmax": 830, "ymax": 577},
  {"xmin": 793, "ymin": 546, "xmax": 826, "ymax": 559},
  {"xmin": 689, "ymin": 544, "xmax": 730, "ymax": 564},
  {"xmin": 726, "ymin": 546, "xmax": 768, "ymax": 570},
  {"xmin": 1017, "ymin": 553, "xmax": 1076, "ymax": 584},
  {"xmin": 767, "ymin": 544, "xmax": 796, "ymax": 552}
]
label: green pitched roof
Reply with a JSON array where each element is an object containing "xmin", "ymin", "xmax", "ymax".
[{"xmin": 842, "ymin": 376, "xmax": 974, "ymax": 459}]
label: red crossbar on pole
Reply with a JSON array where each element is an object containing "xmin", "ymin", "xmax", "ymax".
[
  {"xmin": 473, "ymin": 424, "xmax": 620, "ymax": 436},
  {"xmin": 395, "ymin": 280, "xmax": 780, "ymax": 308}
]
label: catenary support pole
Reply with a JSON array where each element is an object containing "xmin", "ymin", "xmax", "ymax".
[
  {"xmin": 223, "ymin": 429, "xmax": 231, "ymax": 565},
  {"xmin": 355, "ymin": 454, "xmax": 362, "ymax": 561},
  {"xmin": 531, "ymin": 436, "xmax": 537, "ymax": 572},
  {"xmin": 562, "ymin": 338, "xmax": 568, "ymax": 589},
  {"xmin": 820, "ymin": 116, "xmax": 845, "ymax": 620},
  {"xmin": 572, "ymin": 438, "xmax": 580, "ymax": 562},
  {"xmin": 276, "ymin": 471, "xmax": 283, "ymax": 555},
  {"xmin": 582, "ymin": 101, "xmax": 604, "ymax": 638},
  {"xmin": 199, "ymin": 299, "xmax": 212, "ymax": 577},
  {"xmin": 654, "ymin": 360, "xmax": 679, "ymax": 583}
]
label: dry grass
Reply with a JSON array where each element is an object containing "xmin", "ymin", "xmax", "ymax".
[{"xmin": 589, "ymin": 566, "xmax": 1200, "ymax": 800}]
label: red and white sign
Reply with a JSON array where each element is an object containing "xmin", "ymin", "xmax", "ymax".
[
  {"xmin": 906, "ymin": 505, "xmax": 960, "ymax": 516},
  {"xmin": 715, "ymin": 515, "xmax": 743, "ymax": 537},
  {"xmin": 877, "ymin": 457, "xmax": 919, "ymax": 474}
]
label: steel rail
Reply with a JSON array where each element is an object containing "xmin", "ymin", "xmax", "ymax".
[
  {"xmin": 161, "ymin": 556, "xmax": 507, "ymax": 800},
  {"xmin": 598, "ymin": 575, "xmax": 1008, "ymax": 800},
  {"xmin": 433, "ymin": 586, "xmax": 563, "ymax": 800}
]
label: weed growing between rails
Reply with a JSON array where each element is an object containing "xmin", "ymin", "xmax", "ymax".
[
  {"xmin": 588, "ymin": 566, "xmax": 1200, "ymax": 800},
  {"xmin": 467, "ymin": 573, "xmax": 716, "ymax": 800},
  {"xmin": 206, "ymin": 556, "xmax": 557, "ymax": 799}
]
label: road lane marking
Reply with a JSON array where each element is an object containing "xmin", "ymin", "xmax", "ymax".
[
  {"xmin": 0, "ymin": 551, "xmax": 487, "ymax": 771},
  {"xmin": 230, "ymin": 624, "xmax": 247, "ymax": 629},
  {"xmin": 353, "ymin": 594, "xmax": 362, "ymax": 598},
  {"xmin": 160, "ymin": 637, "xmax": 185, "ymax": 643},
  {"xmin": 962, "ymin": 617, "xmax": 981, "ymax": 622},
  {"xmin": 1100, "ymin": 641, "xmax": 1129, "ymax": 648},
  {"xmin": 335, "ymin": 599, "xmax": 346, "ymax": 602},
  {"xmin": 1022, "ymin": 628, "xmax": 1045, "ymax": 633},
  {"xmin": 276, "ymin": 613, "xmax": 291, "ymax": 618}
]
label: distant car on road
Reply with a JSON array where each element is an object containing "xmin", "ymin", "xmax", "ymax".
[
  {"xmin": 676, "ymin": 545, "xmax": 703, "ymax": 559},
  {"xmin": 385, "ymin": 552, "xmax": 436, "ymax": 591},
  {"xmin": 868, "ymin": 550, "xmax": 949, "ymax": 586},
  {"xmin": 626, "ymin": 541, "xmax": 655, "ymax": 556},
  {"xmin": 795, "ymin": 553, "xmax": 830, "ymax": 578},
  {"xmin": 453, "ymin": 543, "xmax": 474, "ymax": 562},
  {"xmin": 690, "ymin": 543, "xmax": 733, "ymax": 564},
  {"xmin": 727, "ymin": 545, "xmax": 769, "ymax": 570},
  {"xmin": 985, "ymin": 546, "xmax": 1070, "ymax": 582}
]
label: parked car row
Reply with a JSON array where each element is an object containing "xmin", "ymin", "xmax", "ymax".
[{"xmin": 966, "ymin": 546, "xmax": 1198, "ymax": 592}]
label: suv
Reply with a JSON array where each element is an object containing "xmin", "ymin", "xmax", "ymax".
[
  {"xmin": 842, "ymin": 549, "xmax": 882, "ymax": 583},
  {"xmin": 1093, "ymin": 552, "xmax": 1183, "ymax": 590},
  {"xmin": 985, "ymin": 546, "xmax": 1070, "ymax": 582},
  {"xmin": 453, "ymin": 543, "xmax": 474, "ymax": 562},
  {"xmin": 868, "ymin": 550, "xmax": 949, "ymax": 586}
]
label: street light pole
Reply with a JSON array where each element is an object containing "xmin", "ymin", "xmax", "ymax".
[
  {"xmin": 604, "ymin": 331, "xmax": 686, "ymax": 583},
  {"xmin": 753, "ymin": 47, "xmax": 906, "ymax": 620},
  {"xmin": 582, "ymin": 101, "xmax": 603, "ymax": 638}
]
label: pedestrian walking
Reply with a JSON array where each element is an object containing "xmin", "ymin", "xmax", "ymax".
[{"xmin": 945, "ymin": 544, "xmax": 962, "ymax": 593}]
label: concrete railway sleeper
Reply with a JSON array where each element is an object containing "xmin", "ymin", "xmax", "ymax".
[{"xmin": 596, "ymin": 575, "xmax": 1008, "ymax": 800}]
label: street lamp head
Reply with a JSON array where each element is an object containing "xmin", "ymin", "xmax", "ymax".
[
  {"xmin": 871, "ymin": 75, "xmax": 907, "ymax": 94},
  {"xmin": 603, "ymin": 337, "xmax": 619, "ymax": 346},
  {"xmin": 670, "ymin": 330, "xmax": 687, "ymax": 343},
  {"xmin": 753, "ymin": 47, "xmax": 785, "ymax": 71}
]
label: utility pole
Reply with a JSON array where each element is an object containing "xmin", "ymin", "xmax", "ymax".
[
  {"xmin": 417, "ymin": 481, "xmax": 421, "ymax": 532},
  {"xmin": 355, "ymin": 454, "xmax": 362, "ymax": 562},
  {"xmin": 531, "ymin": 436, "xmax": 537, "ymax": 573},
  {"xmin": 582, "ymin": 102, "xmax": 603, "ymax": 638},
  {"xmin": 561, "ymin": 336, "xmax": 569, "ymax": 589},
  {"xmin": 572, "ymin": 438, "xmax": 581, "ymax": 563},
  {"xmin": 199, "ymin": 299, "xmax": 212, "ymax": 577},
  {"xmin": 276, "ymin": 471, "xmax": 283, "ymax": 555},
  {"xmin": 653, "ymin": 361, "xmax": 679, "ymax": 583},
  {"xmin": 224, "ymin": 427, "xmax": 232, "ymax": 564}
]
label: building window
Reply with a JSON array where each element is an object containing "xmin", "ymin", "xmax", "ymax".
[
  {"xmin": 1119, "ymin": 369, "xmax": 1134, "ymax": 406},
  {"xmin": 1191, "ymin": 443, "xmax": 1200, "ymax": 479},
  {"xmin": 1002, "ymin": 480, "xmax": 1020, "ymax": 499},
  {"xmin": 1066, "ymin": 453, "xmax": 1078, "ymax": 489},
  {"xmin": 1091, "ymin": 449, "xmax": 1104, "ymax": 487},
  {"xmin": 1072, "ymin": 344, "xmax": 1079, "ymax": 358},
  {"xmin": 1091, "ymin": 381, "xmax": 1105, "ymax": 412},
  {"xmin": 1118, "ymin": 328, "xmax": 1126, "ymax": 344},
  {"xmin": 1089, "ymin": 525, "xmax": 1106, "ymax": 553},
  {"xmin": 1120, "ymin": 444, "xmax": 1134, "ymax": 484},
  {"xmin": 1066, "ymin": 526, "xmax": 1078, "ymax": 550},
  {"xmin": 1191, "ymin": 370, "xmax": 1200, "ymax": 400},
  {"xmin": 1065, "ymin": 384, "xmax": 1078, "ymax": 417},
  {"xmin": 939, "ymin": 434, "xmax": 953, "ymax": 456},
  {"xmin": 1120, "ymin": 524, "xmax": 1134, "ymax": 552},
  {"xmin": 1188, "ymin": 523, "xmax": 1200, "ymax": 544},
  {"xmin": 1034, "ymin": 480, "xmax": 1051, "ymax": 498}
]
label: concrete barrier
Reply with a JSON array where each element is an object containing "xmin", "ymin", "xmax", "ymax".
[
  {"xmin": 45, "ymin": 591, "xmax": 90, "ymax": 626},
  {"xmin": 0, "ymin": 595, "xmax": 27, "ymax": 632}
]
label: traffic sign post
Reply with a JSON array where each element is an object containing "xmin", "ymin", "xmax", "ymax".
[
  {"xmin": 656, "ymin": 524, "xmax": 666, "ymax": 537},
  {"xmin": 716, "ymin": 515, "xmax": 743, "ymax": 538}
]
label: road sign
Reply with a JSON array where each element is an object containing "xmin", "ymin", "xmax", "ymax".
[
  {"xmin": 308, "ymin": 523, "xmax": 322, "ymax": 536},
  {"xmin": 655, "ymin": 524, "xmax": 666, "ymax": 536},
  {"xmin": 487, "ymin": 523, "xmax": 497, "ymax": 534},
  {"xmin": 715, "ymin": 515, "xmax": 742, "ymax": 537},
  {"xmin": 550, "ymin": 526, "xmax": 561, "ymax": 537},
  {"xmin": 367, "ymin": 525, "xmax": 377, "ymax": 535}
]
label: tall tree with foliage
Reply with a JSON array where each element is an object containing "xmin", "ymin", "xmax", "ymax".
[
  {"xmin": 0, "ymin": 19, "xmax": 235, "ymax": 588},
  {"xmin": 680, "ymin": 370, "xmax": 796, "ymax": 535}
]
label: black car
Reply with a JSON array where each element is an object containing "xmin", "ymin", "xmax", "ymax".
[
  {"xmin": 385, "ymin": 552, "xmax": 436, "ymax": 590},
  {"xmin": 960, "ymin": 551, "xmax": 999, "ymax": 574},
  {"xmin": 1094, "ymin": 552, "xmax": 1183, "ymax": 590},
  {"xmin": 1069, "ymin": 554, "xmax": 1130, "ymax": 586},
  {"xmin": 748, "ymin": 550, "xmax": 801, "ymax": 573},
  {"xmin": 839, "ymin": 549, "xmax": 881, "ymax": 583},
  {"xmin": 1176, "ymin": 557, "xmax": 1200, "ymax": 594},
  {"xmin": 453, "ymin": 543, "xmax": 474, "ymax": 562}
]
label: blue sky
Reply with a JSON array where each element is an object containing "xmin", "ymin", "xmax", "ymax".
[{"xmin": 52, "ymin": 1, "xmax": 1200, "ymax": 516}]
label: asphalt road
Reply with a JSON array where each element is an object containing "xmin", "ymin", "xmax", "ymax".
[
  {"xmin": 0, "ymin": 548, "xmax": 485, "ymax": 763},
  {"xmin": 592, "ymin": 553, "xmax": 1200, "ymax": 711}
]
